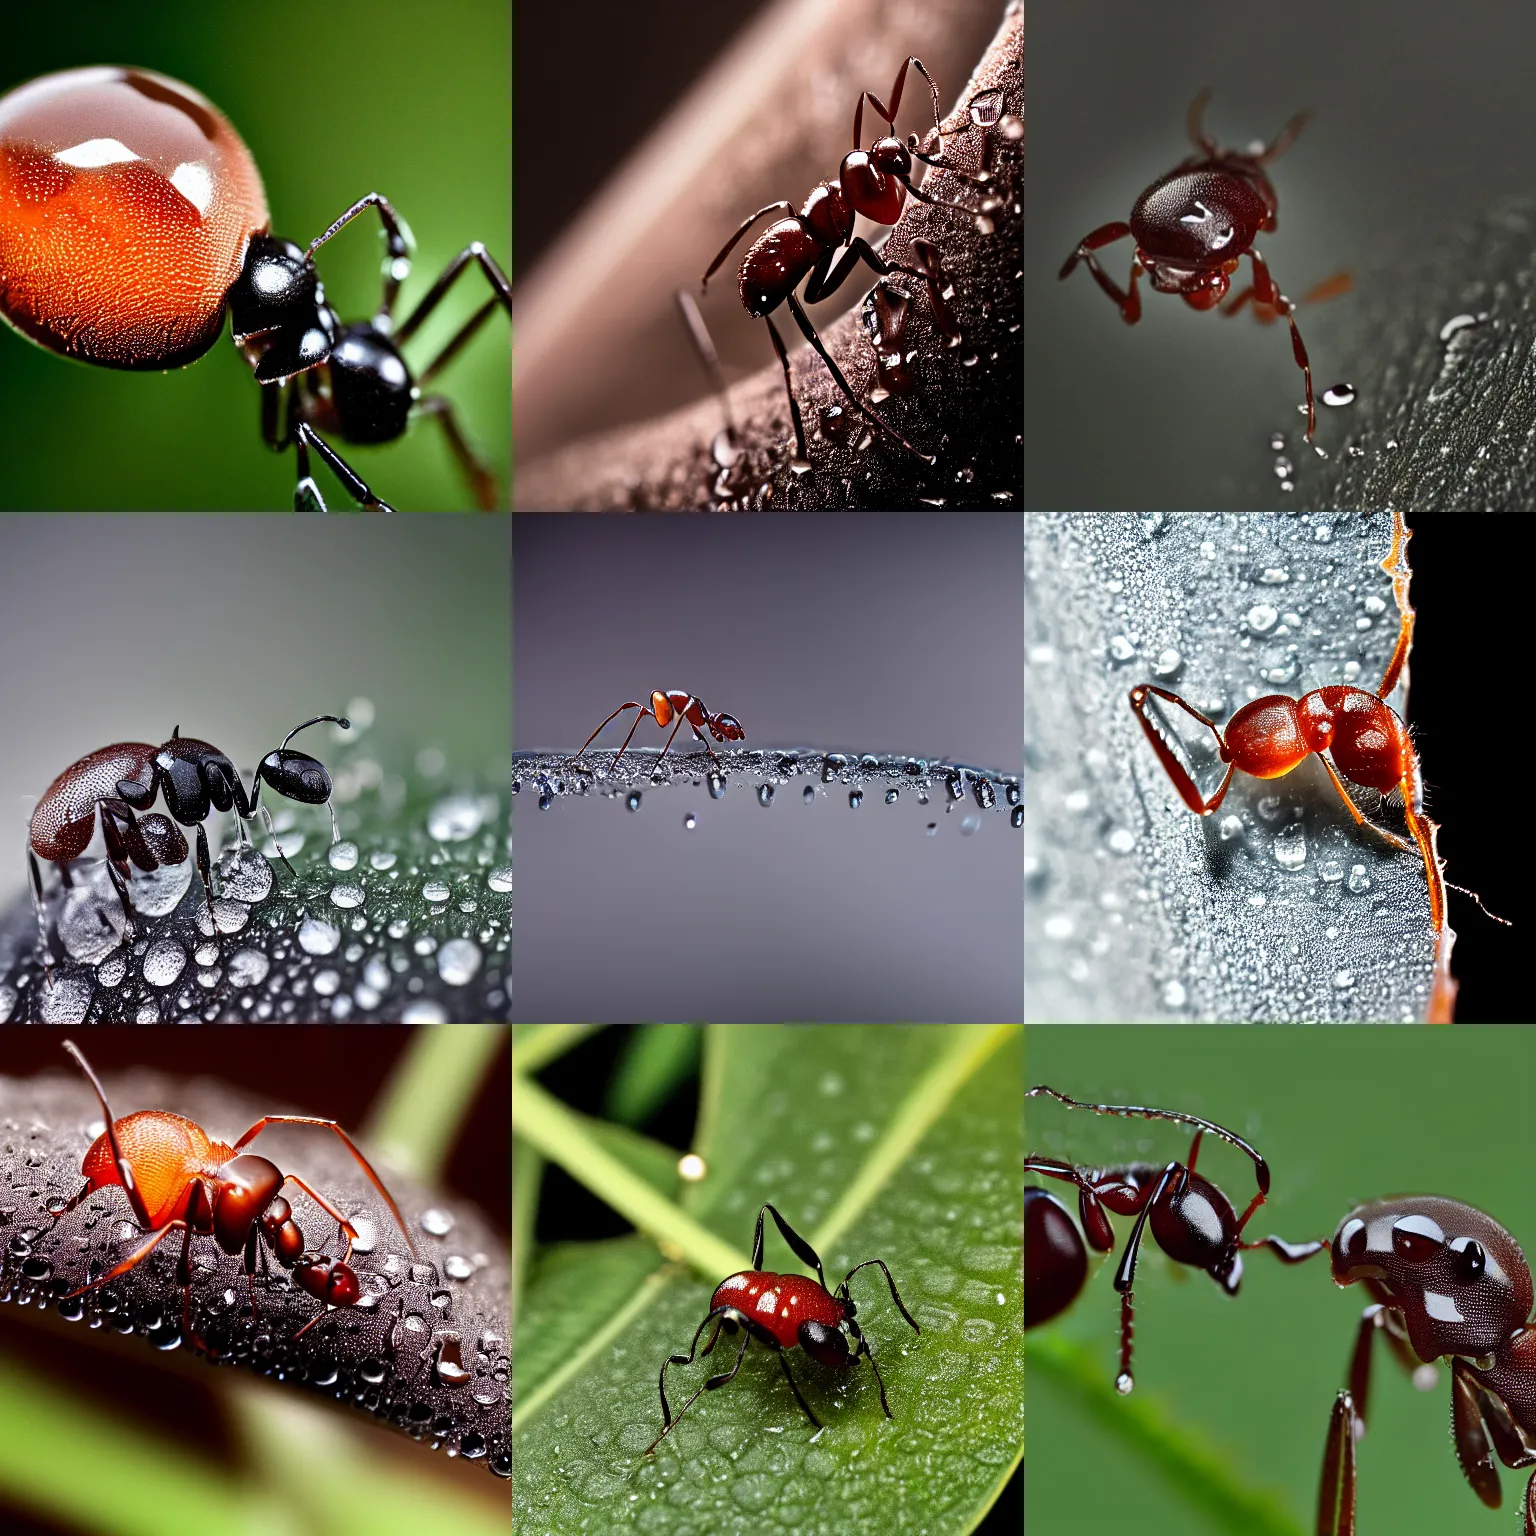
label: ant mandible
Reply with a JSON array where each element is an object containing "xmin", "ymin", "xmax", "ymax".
[
  {"xmin": 0, "ymin": 67, "xmax": 511, "ymax": 510},
  {"xmin": 699, "ymin": 56, "xmax": 982, "ymax": 467},
  {"xmin": 1025, "ymin": 1086, "xmax": 1322, "ymax": 1392},
  {"xmin": 645, "ymin": 1203, "xmax": 919, "ymax": 1455},
  {"xmin": 1316, "ymin": 1194, "xmax": 1536, "ymax": 1534},
  {"xmin": 1059, "ymin": 90, "xmax": 1347, "ymax": 440},
  {"xmin": 576, "ymin": 690, "xmax": 743, "ymax": 774},
  {"xmin": 28, "ymin": 715, "xmax": 349, "ymax": 949},
  {"xmin": 1127, "ymin": 511, "xmax": 1462, "ymax": 999},
  {"xmin": 44, "ymin": 1039, "xmax": 420, "ymax": 1352}
]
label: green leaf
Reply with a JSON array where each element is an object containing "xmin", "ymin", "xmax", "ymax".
[
  {"xmin": 605, "ymin": 1023, "xmax": 702, "ymax": 1127},
  {"xmin": 513, "ymin": 1024, "xmax": 1022, "ymax": 1535}
]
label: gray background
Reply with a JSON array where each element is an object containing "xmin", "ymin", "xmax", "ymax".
[
  {"xmin": 1026, "ymin": 0, "xmax": 1536, "ymax": 510},
  {"xmin": 0, "ymin": 516, "xmax": 510, "ymax": 906},
  {"xmin": 512, "ymin": 514, "xmax": 1023, "ymax": 1022}
]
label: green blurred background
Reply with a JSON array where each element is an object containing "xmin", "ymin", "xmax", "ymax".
[
  {"xmin": 1027, "ymin": 1027, "xmax": 1536, "ymax": 1534},
  {"xmin": 0, "ymin": 0, "xmax": 510, "ymax": 510}
]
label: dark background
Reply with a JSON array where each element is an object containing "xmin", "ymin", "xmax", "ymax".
[
  {"xmin": 512, "ymin": 514, "xmax": 1023, "ymax": 1023},
  {"xmin": 0, "ymin": 0, "xmax": 510, "ymax": 510},
  {"xmin": 1026, "ymin": 0, "xmax": 1536, "ymax": 510}
]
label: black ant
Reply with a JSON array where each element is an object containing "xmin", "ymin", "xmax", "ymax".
[
  {"xmin": 576, "ymin": 690, "xmax": 743, "ymax": 774},
  {"xmin": 699, "ymin": 56, "xmax": 982, "ymax": 467},
  {"xmin": 1024, "ymin": 1086, "xmax": 1323, "ymax": 1392},
  {"xmin": 45, "ymin": 1039, "xmax": 417, "ymax": 1354},
  {"xmin": 645, "ymin": 1203, "xmax": 918, "ymax": 1455},
  {"xmin": 1059, "ymin": 90, "xmax": 1348, "ymax": 441},
  {"xmin": 27, "ymin": 715, "xmax": 350, "ymax": 953},
  {"xmin": 1316, "ymin": 1195, "xmax": 1536, "ymax": 1534}
]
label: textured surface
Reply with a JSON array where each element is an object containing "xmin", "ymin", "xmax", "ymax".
[
  {"xmin": 0, "ymin": 1064, "xmax": 507, "ymax": 1476},
  {"xmin": 1024, "ymin": 512, "xmax": 1439, "ymax": 1022}
]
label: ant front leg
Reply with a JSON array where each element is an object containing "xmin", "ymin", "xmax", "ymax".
[
  {"xmin": 1127, "ymin": 685, "xmax": 1237, "ymax": 816},
  {"xmin": 1449, "ymin": 1357, "xmax": 1511, "ymax": 1512},
  {"xmin": 291, "ymin": 424, "xmax": 397, "ymax": 513},
  {"xmin": 1058, "ymin": 224, "xmax": 1142, "ymax": 323},
  {"xmin": 1237, "ymin": 248, "xmax": 1315, "ymax": 439},
  {"xmin": 1317, "ymin": 1389, "xmax": 1358, "ymax": 1536},
  {"xmin": 416, "ymin": 395, "xmax": 500, "ymax": 511},
  {"xmin": 305, "ymin": 193, "xmax": 414, "ymax": 326},
  {"xmin": 1108, "ymin": 1161, "xmax": 1180, "ymax": 1393}
]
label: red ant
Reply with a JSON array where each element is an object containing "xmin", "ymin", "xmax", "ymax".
[
  {"xmin": 1024, "ymin": 1086, "xmax": 1322, "ymax": 1392},
  {"xmin": 576, "ymin": 689, "xmax": 743, "ymax": 774},
  {"xmin": 1317, "ymin": 1195, "xmax": 1536, "ymax": 1534},
  {"xmin": 1059, "ymin": 90, "xmax": 1348, "ymax": 440},
  {"xmin": 44, "ymin": 1039, "xmax": 419, "ymax": 1352},
  {"xmin": 645, "ymin": 1203, "xmax": 919, "ymax": 1455},
  {"xmin": 1126, "ymin": 510, "xmax": 1474, "ymax": 1014},
  {"xmin": 699, "ymin": 56, "xmax": 981, "ymax": 467}
]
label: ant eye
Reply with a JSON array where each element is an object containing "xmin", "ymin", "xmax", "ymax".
[
  {"xmin": 1391, "ymin": 1213, "xmax": 1446, "ymax": 1262},
  {"xmin": 1336, "ymin": 1217, "xmax": 1368, "ymax": 1261},
  {"xmin": 1451, "ymin": 1237, "xmax": 1487, "ymax": 1280}
]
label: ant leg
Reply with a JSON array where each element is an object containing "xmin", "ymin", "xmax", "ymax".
[
  {"xmin": 840, "ymin": 1258, "xmax": 921, "ymax": 1334},
  {"xmin": 575, "ymin": 702, "xmax": 650, "ymax": 767},
  {"xmin": 1317, "ymin": 1390, "xmax": 1357, "ymax": 1536},
  {"xmin": 1400, "ymin": 769, "xmax": 1448, "ymax": 937},
  {"xmin": 64, "ymin": 1218, "xmax": 188, "ymax": 1296},
  {"xmin": 701, "ymin": 202, "xmax": 797, "ymax": 291},
  {"xmin": 1376, "ymin": 510, "xmax": 1415, "ymax": 698},
  {"xmin": 1186, "ymin": 88, "xmax": 1217, "ymax": 156},
  {"xmin": 229, "ymin": 1118, "xmax": 418, "ymax": 1258},
  {"xmin": 393, "ymin": 243, "xmax": 510, "ymax": 347},
  {"xmin": 292, "ymin": 424, "xmax": 397, "ymax": 513},
  {"xmin": 28, "ymin": 851, "xmax": 56, "ymax": 981},
  {"xmin": 785, "ymin": 293, "xmax": 933, "ymax": 462},
  {"xmin": 304, "ymin": 193, "xmax": 414, "ymax": 326},
  {"xmin": 852, "ymin": 56, "xmax": 942, "ymax": 150},
  {"xmin": 292, "ymin": 428, "xmax": 326, "ymax": 512},
  {"xmin": 651, "ymin": 714, "xmax": 689, "ymax": 774},
  {"xmin": 845, "ymin": 1322, "xmax": 893, "ymax": 1417},
  {"xmin": 415, "ymin": 395, "xmax": 499, "ymax": 511},
  {"xmin": 677, "ymin": 289, "xmax": 736, "ymax": 444},
  {"xmin": 1312, "ymin": 754, "xmax": 1413, "ymax": 854},
  {"xmin": 1109, "ymin": 1161, "xmax": 1180, "ymax": 1393},
  {"xmin": 1127, "ymin": 685, "xmax": 1236, "ymax": 817},
  {"xmin": 757, "ymin": 1205, "xmax": 830, "ymax": 1291},
  {"xmin": 1058, "ymin": 225, "xmax": 1143, "ymax": 323},
  {"xmin": 1241, "ymin": 248, "xmax": 1315, "ymax": 440},
  {"xmin": 1449, "ymin": 1358, "xmax": 1508, "ymax": 1509},
  {"xmin": 762, "ymin": 314, "xmax": 811, "ymax": 464},
  {"xmin": 193, "ymin": 823, "xmax": 215, "ymax": 926},
  {"xmin": 775, "ymin": 1348, "xmax": 823, "ymax": 1428},
  {"xmin": 60, "ymin": 1041, "xmax": 155, "ymax": 1229},
  {"xmin": 646, "ymin": 1308, "xmax": 754, "ymax": 1455}
]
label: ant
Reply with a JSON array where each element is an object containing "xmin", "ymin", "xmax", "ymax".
[
  {"xmin": 644, "ymin": 1203, "xmax": 919, "ymax": 1455},
  {"xmin": 43, "ymin": 1039, "xmax": 419, "ymax": 1352},
  {"xmin": 27, "ymin": 715, "xmax": 350, "ymax": 953},
  {"xmin": 1024, "ymin": 1086, "xmax": 1322, "ymax": 1392},
  {"xmin": 699, "ymin": 56, "xmax": 982, "ymax": 468},
  {"xmin": 1126, "ymin": 510, "xmax": 1478, "ymax": 1013},
  {"xmin": 0, "ymin": 66, "xmax": 510, "ymax": 510},
  {"xmin": 576, "ymin": 690, "xmax": 743, "ymax": 774},
  {"xmin": 1059, "ymin": 90, "xmax": 1347, "ymax": 440},
  {"xmin": 1316, "ymin": 1194, "xmax": 1536, "ymax": 1534}
]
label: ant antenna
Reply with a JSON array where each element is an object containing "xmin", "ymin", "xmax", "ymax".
[
  {"xmin": 1446, "ymin": 880, "xmax": 1513, "ymax": 927},
  {"xmin": 279, "ymin": 714, "xmax": 351, "ymax": 750},
  {"xmin": 676, "ymin": 289, "xmax": 736, "ymax": 446}
]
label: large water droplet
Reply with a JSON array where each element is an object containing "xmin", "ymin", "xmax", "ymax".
[
  {"xmin": 327, "ymin": 840, "xmax": 359, "ymax": 871},
  {"xmin": 428, "ymin": 795, "xmax": 486, "ymax": 842},
  {"xmin": 298, "ymin": 916, "xmax": 341, "ymax": 955},
  {"xmin": 437, "ymin": 938, "xmax": 482, "ymax": 986},
  {"xmin": 1273, "ymin": 824, "xmax": 1307, "ymax": 870},
  {"xmin": 142, "ymin": 939, "xmax": 187, "ymax": 988}
]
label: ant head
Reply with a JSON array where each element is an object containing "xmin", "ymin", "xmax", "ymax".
[
  {"xmin": 257, "ymin": 715, "xmax": 349, "ymax": 805},
  {"xmin": 227, "ymin": 233, "xmax": 337, "ymax": 383},
  {"xmin": 869, "ymin": 136, "xmax": 913, "ymax": 178},
  {"xmin": 798, "ymin": 1317, "xmax": 853, "ymax": 1371},
  {"xmin": 709, "ymin": 712, "xmax": 744, "ymax": 743},
  {"xmin": 294, "ymin": 1254, "xmax": 362, "ymax": 1307}
]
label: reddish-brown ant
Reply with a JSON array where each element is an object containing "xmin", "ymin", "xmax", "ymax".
[
  {"xmin": 576, "ymin": 689, "xmax": 743, "ymax": 774},
  {"xmin": 1126, "ymin": 510, "xmax": 1474, "ymax": 1015},
  {"xmin": 44, "ymin": 1039, "xmax": 418, "ymax": 1352},
  {"xmin": 1316, "ymin": 1194, "xmax": 1536, "ymax": 1534},
  {"xmin": 1024, "ymin": 1086, "xmax": 1322, "ymax": 1392},
  {"xmin": 1060, "ymin": 90, "xmax": 1347, "ymax": 440},
  {"xmin": 699, "ymin": 56, "xmax": 982, "ymax": 467},
  {"xmin": 645, "ymin": 1203, "xmax": 918, "ymax": 1455}
]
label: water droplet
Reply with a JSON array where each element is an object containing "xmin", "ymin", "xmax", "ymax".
[
  {"xmin": 329, "ymin": 883, "xmax": 365, "ymax": 909},
  {"xmin": 822, "ymin": 753, "xmax": 848, "ymax": 782},
  {"xmin": 1245, "ymin": 604, "xmax": 1279, "ymax": 634},
  {"xmin": 625, "ymin": 791, "xmax": 642, "ymax": 813},
  {"xmin": 402, "ymin": 1000, "xmax": 448, "ymax": 1024},
  {"xmin": 537, "ymin": 789, "xmax": 552, "ymax": 811},
  {"xmin": 802, "ymin": 785, "xmax": 815, "ymax": 804},
  {"xmin": 298, "ymin": 916, "xmax": 341, "ymax": 955},
  {"xmin": 487, "ymin": 865, "xmax": 512, "ymax": 893},
  {"xmin": 960, "ymin": 813, "xmax": 980, "ymax": 835},
  {"xmin": 227, "ymin": 948, "xmax": 270, "ymax": 989},
  {"xmin": 438, "ymin": 938, "xmax": 482, "ymax": 986},
  {"xmin": 1218, "ymin": 814, "xmax": 1244, "ymax": 841},
  {"xmin": 416, "ymin": 746, "xmax": 447, "ymax": 778},
  {"xmin": 218, "ymin": 845, "xmax": 274, "ymax": 902},
  {"xmin": 968, "ymin": 87, "xmax": 1003, "ymax": 126},
  {"xmin": 1152, "ymin": 648, "xmax": 1182, "ymax": 679},
  {"xmin": 38, "ymin": 974, "xmax": 92, "ymax": 1024},
  {"xmin": 1269, "ymin": 433, "xmax": 1286, "ymax": 451},
  {"xmin": 1439, "ymin": 313, "xmax": 1481, "ymax": 342},
  {"xmin": 420, "ymin": 1207, "xmax": 454, "ymax": 1239},
  {"xmin": 1273, "ymin": 457, "xmax": 1294, "ymax": 480},
  {"xmin": 1010, "ymin": 806, "xmax": 1024, "ymax": 829},
  {"xmin": 1161, "ymin": 979, "xmax": 1187, "ymax": 1009},
  {"xmin": 973, "ymin": 778, "xmax": 997, "ymax": 811},
  {"xmin": 945, "ymin": 772, "xmax": 966, "ymax": 802},
  {"xmin": 1347, "ymin": 864, "xmax": 1372, "ymax": 895},
  {"xmin": 1006, "ymin": 782, "xmax": 1022, "ymax": 808},
  {"xmin": 1332, "ymin": 969, "xmax": 1356, "ymax": 991},
  {"xmin": 1107, "ymin": 634, "xmax": 1136, "ymax": 662},
  {"xmin": 885, "ymin": 788, "xmax": 899, "ymax": 804},
  {"xmin": 1322, "ymin": 383, "xmax": 1356, "ymax": 407},
  {"xmin": 925, "ymin": 823, "xmax": 938, "ymax": 836},
  {"xmin": 1273, "ymin": 824, "xmax": 1307, "ymax": 870},
  {"xmin": 707, "ymin": 772, "xmax": 726, "ymax": 799},
  {"xmin": 1115, "ymin": 1373, "xmax": 1133, "ymax": 1396},
  {"xmin": 428, "ymin": 796, "xmax": 485, "ymax": 842},
  {"xmin": 756, "ymin": 784, "xmax": 774, "ymax": 808},
  {"xmin": 683, "ymin": 813, "xmax": 697, "ymax": 830},
  {"xmin": 313, "ymin": 969, "xmax": 341, "ymax": 997},
  {"xmin": 142, "ymin": 939, "xmax": 187, "ymax": 988},
  {"xmin": 1318, "ymin": 859, "xmax": 1345, "ymax": 884},
  {"xmin": 1107, "ymin": 827, "xmax": 1135, "ymax": 854},
  {"xmin": 327, "ymin": 840, "xmax": 359, "ymax": 871}
]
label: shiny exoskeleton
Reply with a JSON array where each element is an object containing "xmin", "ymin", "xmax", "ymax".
[
  {"xmin": 576, "ymin": 689, "xmax": 744, "ymax": 774},
  {"xmin": 27, "ymin": 714, "xmax": 349, "ymax": 942},
  {"xmin": 45, "ymin": 1040, "xmax": 419, "ymax": 1351},
  {"xmin": 644, "ymin": 1203, "xmax": 920, "ymax": 1455},
  {"xmin": 1059, "ymin": 90, "xmax": 1340, "ymax": 440},
  {"xmin": 0, "ymin": 67, "xmax": 510, "ymax": 510},
  {"xmin": 1318, "ymin": 1196, "xmax": 1536, "ymax": 1534},
  {"xmin": 1024, "ymin": 1086, "xmax": 1322, "ymax": 1392},
  {"xmin": 699, "ymin": 56, "xmax": 979, "ymax": 466}
]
